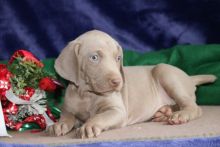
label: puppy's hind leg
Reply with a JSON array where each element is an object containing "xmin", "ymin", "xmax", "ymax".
[
  {"xmin": 152, "ymin": 64, "xmax": 202, "ymax": 125},
  {"xmin": 152, "ymin": 105, "xmax": 179, "ymax": 122}
]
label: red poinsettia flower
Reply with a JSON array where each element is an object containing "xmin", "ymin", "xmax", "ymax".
[
  {"xmin": 39, "ymin": 77, "xmax": 57, "ymax": 92},
  {"xmin": 9, "ymin": 50, "xmax": 44, "ymax": 67}
]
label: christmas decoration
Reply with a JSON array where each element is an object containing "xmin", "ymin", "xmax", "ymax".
[
  {"xmin": 39, "ymin": 77, "xmax": 57, "ymax": 92},
  {"xmin": 0, "ymin": 50, "xmax": 62, "ymax": 137}
]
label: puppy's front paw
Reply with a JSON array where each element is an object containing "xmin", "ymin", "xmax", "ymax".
[
  {"xmin": 47, "ymin": 122, "xmax": 73, "ymax": 136},
  {"xmin": 75, "ymin": 123, "xmax": 102, "ymax": 138},
  {"xmin": 168, "ymin": 107, "xmax": 202, "ymax": 125}
]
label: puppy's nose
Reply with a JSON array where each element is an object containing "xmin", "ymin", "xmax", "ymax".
[{"xmin": 109, "ymin": 78, "xmax": 121, "ymax": 87}]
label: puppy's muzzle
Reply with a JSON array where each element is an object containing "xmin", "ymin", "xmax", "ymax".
[{"xmin": 109, "ymin": 78, "xmax": 121, "ymax": 87}]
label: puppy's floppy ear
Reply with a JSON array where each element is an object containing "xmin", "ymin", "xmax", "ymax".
[
  {"xmin": 117, "ymin": 44, "xmax": 125, "ymax": 82},
  {"xmin": 55, "ymin": 41, "xmax": 81, "ymax": 86}
]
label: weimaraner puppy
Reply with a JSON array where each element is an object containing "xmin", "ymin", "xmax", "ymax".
[{"xmin": 47, "ymin": 30, "xmax": 216, "ymax": 138}]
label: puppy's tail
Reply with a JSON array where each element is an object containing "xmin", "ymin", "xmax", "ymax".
[{"xmin": 191, "ymin": 75, "xmax": 217, "ymax": 86}]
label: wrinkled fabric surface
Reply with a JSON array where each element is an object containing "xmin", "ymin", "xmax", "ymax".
[{"xmin": 1, "ymin": 0, "xmax": 220, "ymax": 60}]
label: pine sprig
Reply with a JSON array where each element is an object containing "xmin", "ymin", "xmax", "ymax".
[{"xmin": 8, "ymin": 57, "xmax": 52, "ymax": 95}]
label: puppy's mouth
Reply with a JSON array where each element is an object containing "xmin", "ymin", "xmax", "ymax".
[{"xmin": 88, "ymin": 89, "xmax": 116, "ymax": 96}]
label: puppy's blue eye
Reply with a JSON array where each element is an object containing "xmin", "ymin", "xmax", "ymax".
[
  {"xmin": 89, "ymin": 55, "xmax": 99, "ymax": 62},
  {"xmin": 117, "ymin": 56, "xmax": 121, "ymax": 62}
]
